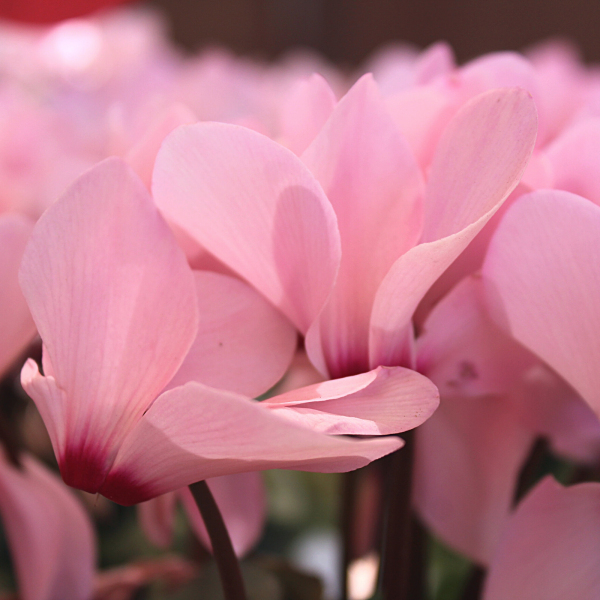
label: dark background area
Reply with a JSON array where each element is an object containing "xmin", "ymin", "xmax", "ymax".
[{"xmin": 147, "ymin": 0, "xmax": 600, "ymax": 64}]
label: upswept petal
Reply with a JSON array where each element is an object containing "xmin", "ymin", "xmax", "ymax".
[
  {"xmin": 545, "ymin": 118, "xmax": 600, "ymax": 206},
  {"xmin": 100, "ymin": 382, "xmax": 403, "ymax": 505},
  {"xmin": 263, "ymin": 366, "xmax": 439, "ymax": 435},
  {"xmin": 19, "ymin": 158, "xmax": 198, "ymax": 491},
  {"xmin": 482, "ymin": 190, "xmax": 600, "ymax": 418},
  {"xmin": 279, "ymin": 73, "xmax": 337, "ymax": 155},
  {"xmin": 369, "ymin": 88, "xmax": 537, "ymax": 368},
  {"xmin": 484, "ymin": 478, "xmax": 600, "ymax": 600},
  {"xmin": 0, "ymin": 213, "xmax": 36, "ymax": 377},
  {"xmin": 302, "ymin": 74, "xmax": 424, "ymax": 378},
  {"xmin": 179, "ymin": 472, "xmax": 266, "ymax": 557},
  {"xmin": 153, "ymin": 122, "xmax": 341, "ymax": 333},
  {"xmin": 0, "ymin": 453, "xmax": 95, "ymax": 600},
  {"xmin": 165, "ymin": 271, "xmax": 297, "ymax": 398},
  {"xmin": 414, "ymin": 395, "xmax": 533, "ymax": 565},
  {"xmin": 422, "ymin": 87, "xmax": 537, "ymax": 243}
]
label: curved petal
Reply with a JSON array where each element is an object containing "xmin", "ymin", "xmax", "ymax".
[
  {"xmin": 165, "ymin": 271, "xmax": 297, "ymax": 398},
  {"xmin": 153, "ymin": 122, "xmax": 341, "ymax": 333},
  {"xmin": 279, "ymin": 73, "xmax": 336, "ymax": 155},
  {"xmin": 264, "ymin": 366, "xmax": 439, "ymax": 435},
  {"xmin": 302, "ymin": 74, "xmax": 424, "ymax": 378},
  {"xmin": 422, "ymin": 87, "xmax": 538, "ymax": 243},
  {"xmin": 19, "ymin": 158, "xmax": 198, "ymax": 492},
  {"xmin": 484, "ymin": 478, "xmax": 600, "ymax": 600},
  {"xmin": 482, "ymin": 190, "xmax": 600, "ymax": 418},
  {"xmin": 0, "ymin": 213, "xmax": 36, "ymax": 378},
  {"xmin": 369, "ymin": 88, "xmax": 538, "ymax": 368},
  {"xmin": 100, "ymin": 382, "xmax": 403, "ymax": 505},
  {"xmin": 179, "ymin": 472, "xmax": 266, "ymax": 557},
  {"xmin": 414, "ymin": 395, "xmax": 533, "ymax": 565},
  {"xmin": 138, "ymin": 492, "xmax": 177, "ymax": 548},
  {"xmin": 0, "ymin": 453, "xmax": 95, "ymax": 600}
]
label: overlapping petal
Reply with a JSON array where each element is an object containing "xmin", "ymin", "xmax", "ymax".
[
  {"xmin": 369, "ymin": 87, "xmax": 538, "ymax": 368},
  {"xmin": 264, "ymin": 366, "xmax": 439, "ymax": 435},
  {"xmin": 164, "ymin": 271, "xmax": 297, "ymax": 398},
  {"xmin": 483, "ymin": 190, "xmax": 600, "ymax": 417},
  {"xmin": 153, "ymin": 122, "xmax": 341, "ymax": 333},
  {"xmin": 100, "ymin": 381, "xmax": 403, "ymax": 505},
  {"xmin": 302, "ymin": 74, "xmax": 424, "ymax": 377},
  {"xmin": 19, "ymin": 157, "xmax": 198, "ymax": 491}
]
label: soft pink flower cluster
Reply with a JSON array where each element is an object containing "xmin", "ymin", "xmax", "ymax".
[{"xmin": 2, "ymin": 6, "xmax": 600, "ymax": 600}]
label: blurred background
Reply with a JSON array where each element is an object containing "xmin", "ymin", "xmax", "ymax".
[{"xmin": 147, "ymin": 0, "xmax": 600, "ymax": 64}]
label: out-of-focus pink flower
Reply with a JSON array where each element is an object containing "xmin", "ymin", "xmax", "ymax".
[
  {"xmin": 19, "ymin": 157, "xmax": 406, "ymax": 505},
  {"xmin": 139, "ymin": 472, "xmax": 266, "ymax": 557},
  {"xmin": 0, "ymin": 452, "xmax": 96, "ymax": 600},
  {"xmin": 483, "ymin": 477, "xmax": 600, "ymax": 600},
  {"xmin": 0, "ymin": 213, "xmax": 36, "ymax": 378}
]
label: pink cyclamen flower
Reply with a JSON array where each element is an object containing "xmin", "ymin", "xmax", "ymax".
[
  {"xmin": 20, "ymin": 157, "xmax": 420, "ymax": 505},
  {"xmin": 0, "ymin": 452, "xmax": 95, "ymax": 600},
  {"xmin": 151, "ymin": 75, "xmax": 537, "ymax": 439}
]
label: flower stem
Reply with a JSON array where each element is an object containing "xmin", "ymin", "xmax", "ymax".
[
  {"xmin": 189, "ymin": 480, "xmax": 247, "ymax": 600},
  {"xmin": 380, "ymin": 429, "xmax": 421, "ymax": 600}
]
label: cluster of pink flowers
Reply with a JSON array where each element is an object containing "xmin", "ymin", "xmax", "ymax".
[{"xmin": 2, "ymin": 6, "xmax": 600, "ymax": 600}]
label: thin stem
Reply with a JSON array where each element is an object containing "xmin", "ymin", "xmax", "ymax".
[
  {"xmin": 340, "ymin": 469, "xmax": 359, "ymax": 600},
  {"xmin": 461, "ymin": 565, "xmax": 486, "ymax": 600},
  {"xmin": 380, "ymin": 429, "xmax": 418, "ymax": 600},
  {"xmin": 189, "ymin": 480, "xmax": 247, "ymax": 600}
]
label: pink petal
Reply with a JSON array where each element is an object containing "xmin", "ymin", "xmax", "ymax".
[
  {"xmin": 179, "ymin": 472, "xmax": 266, "ymax": 557},
  {"xmin": 301, "ymin": 74, "xmax": 424, "ymax": 377},
  {"xmin": 165, "ymin": 271, "xmax": 297, "ymax": 398},
  {"xmin": 414, "ymin": 395, "xmax": 533, "ymax": 565},
  {"xmin": 264, "ymin": 366, "xmax": 439, "ymax": 435},
  {"xmin": 384, "ymin": 83, "xmax": 457, "ymax": 169},
  {"xmin": 279, "ymin": 73, "xmax": 337, "ymax": 155},
  {"xmin": 100, "ymin": 382, "xmax": 403, "ymax": 505},
  {"xmin": 0, "ymin": 453, "xmax": 95, "ymax": 600},
  {"xmin": 417, "ymin": 276, "xmax": 536, "ymax": 399},
  {"xmin": 153, "ymin": 122, "xmax": 341, "ymax": 333},
  {"xmin": 19, "ymin": 158, "xmax": 198, "ymax": 492},
  {"xmin": 0, "ymin": 213, "xmax": 36, "ymax": 378},
  {"xmin": 484, "ymin": 478, "xmax": 600, "ymax": 600},
  {"xmin": 369, "ymin": 88, "xmax": 538, "ymax": 368},
  {"xmin": 545, "ymin": 118, "xmax": 600, "ymax": 206},
  {"xmin": 507, "ymin": 365, "xmax": 600, "ymax": 465},
  {"xmin": 482, "ymin": 190, "xmax": 600, "ymax": 418},
  {"xmin": 422, "ymin": 87, "xmax": 537, "ymax": 243},
  {"xmin": 125, "ymin": 103, "xmax": 197, "ymax": 189},
  {"xmin": 138, "ymin": 492, "xmax": 177, "ymax": 548}
]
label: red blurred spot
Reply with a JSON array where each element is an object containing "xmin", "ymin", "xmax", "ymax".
[{"xmin": 0, "ymin": 0, "xmax": 135, "ymax": 24}]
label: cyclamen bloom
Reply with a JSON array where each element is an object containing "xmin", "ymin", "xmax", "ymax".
[
  {"xmin": 151, "ymin": 76, "xmax": 537, "ymax": 428},
  {"xmin": 20, "ymin": 157, "xmax": 437, "ymax": 505}
]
